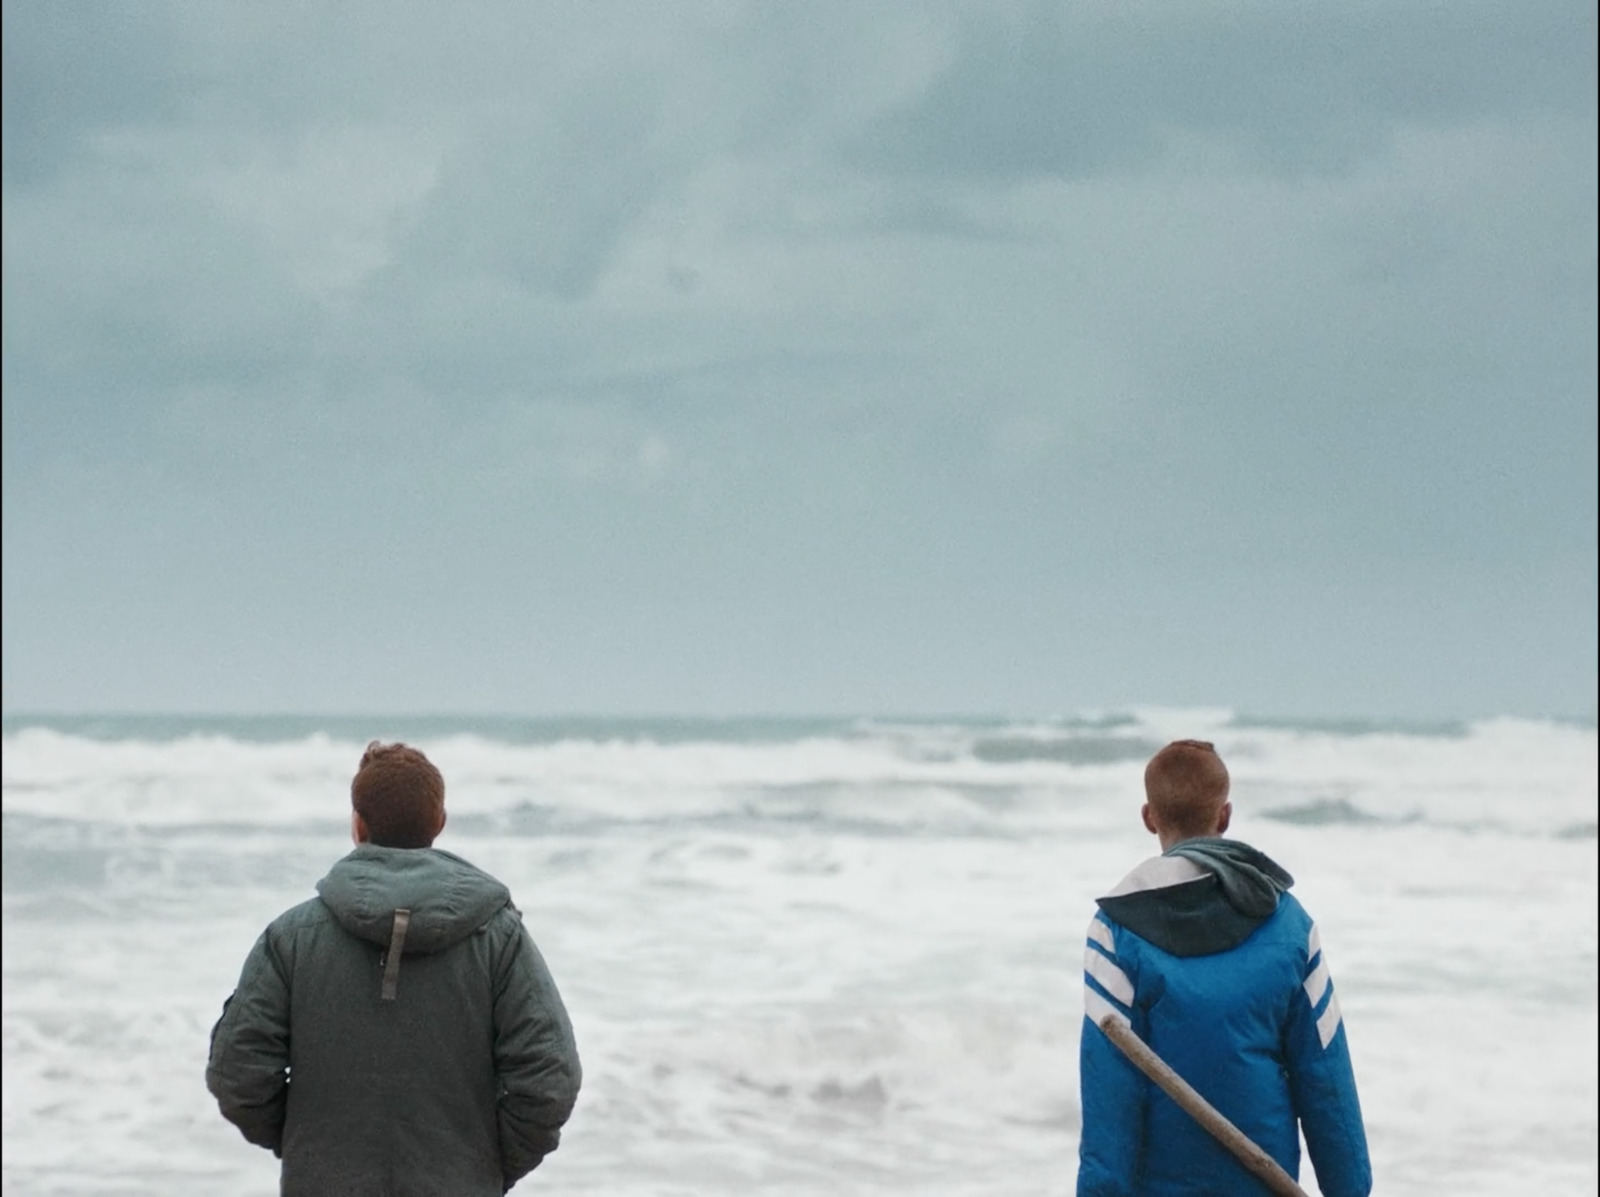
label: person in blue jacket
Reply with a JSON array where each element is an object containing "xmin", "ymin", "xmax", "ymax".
[{"xmin": 1077, "ymin": 739, "xmax": 1371, "ymax": 1197}]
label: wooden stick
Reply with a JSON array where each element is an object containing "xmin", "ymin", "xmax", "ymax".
[{"xmin": 1098, "ymin": 1015, "xmax": 1308, "ymax": 1197}]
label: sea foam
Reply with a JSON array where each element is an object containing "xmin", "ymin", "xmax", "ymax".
[{"xmin": 3, "ymin": 712, "xmax": 1596, "ymax": 1195}]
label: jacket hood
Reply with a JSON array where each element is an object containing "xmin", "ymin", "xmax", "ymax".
[
  {"xmin": 1164, "ymin": 836, "xmax": 1293, "ymax": 918},
  {"xmin": 1096, "ymin": 838, "xmax": 1294, "ymax": 957},
  {"xmin": 316, "ymin": 845, "xmax": 512, "ymax": 954}
]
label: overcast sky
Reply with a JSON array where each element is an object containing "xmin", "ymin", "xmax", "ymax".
[{"xmin": 3, "ymin": 1, "xmax": 1595, "ymax": 719}]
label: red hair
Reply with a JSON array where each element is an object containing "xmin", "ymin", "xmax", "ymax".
[
  {"xmin": 1143, "ymin": 739, "xmax": 1230, "ymax": 839},
  {"xmin": 351, "ymin": 742, "xmax": 445, "ymax": 849}
]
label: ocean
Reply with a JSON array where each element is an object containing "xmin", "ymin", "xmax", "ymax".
[{"xmin": 2, "ymin": 711, "xmax": 1595, "ymax": 1195}]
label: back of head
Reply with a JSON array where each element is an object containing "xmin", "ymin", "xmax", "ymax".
[
  {"xmin": 1144, "ymin": 739, "xmax": 1230, "ymax": 839},
  {"xmin": 351, "ymin": 741, "xmax": 445, "ymax": 849}
]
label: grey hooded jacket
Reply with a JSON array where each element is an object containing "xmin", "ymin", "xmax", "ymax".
[{"xmin": 206, "ymin": 846, "xmax": 581, "ymax": 1195}]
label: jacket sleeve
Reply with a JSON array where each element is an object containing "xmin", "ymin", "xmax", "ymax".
[
  {"xmin": 1077, "ymin": 913, "xmax": 1147, "ymax": 1197},
  {"xmin": 205, "ymin": 929, "xmax": 292, "ymax": 1155},
  {"xmin": 1286, "ymin": 921, "xmax": 1372, "ymax": 1197},
  {"xmin": 492, "ymin": 914, "xmax": 582, "ymax": 1190}
]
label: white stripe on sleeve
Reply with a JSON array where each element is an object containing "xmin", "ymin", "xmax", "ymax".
[
  {"xmin": 1084, "ymin": 945, "xmax": 1135, "ymax": 1006},
  {"xmin": 1308, "ymin": 923, "xmax": 1322, "ymax": 960},
  {"xmin": 1303, "ymin": 955, "xmax": 1331, "ymax": 1009},
  {"xmin": 1084, "ymin": 983, "xmax": 1130, "ymax": 1030},
  {"xmin": 1316, "ymin": 990, "xmax": 1344, "ymax": 1048},
  {"xmin": 1087, "ymin": 918, "xmax": 1116, "ymax": 955}
]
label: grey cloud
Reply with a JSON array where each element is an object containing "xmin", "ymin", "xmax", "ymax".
[
  {"xmin": 1, "ymin": 156, "xmax": 327, "ymax": 472},
  {"xmin": 1, "ymin": 1, "xmax": 189, "ymax": 185},
  {"xmin": 395, "ymin": 88, "xmax": 672, "ymax": 302},
  {"xmin": 3, "ymin": 1, "xmax": 1593, "ymax": 717},
  {"xmin": 1, "ymin": 2, "xmax": 872, "ymax": 423},
  {"xmin": 853, "ymin": 0, "xmax": 1596, "ymax": 181}
]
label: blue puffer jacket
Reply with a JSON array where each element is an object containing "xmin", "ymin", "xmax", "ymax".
[{"xmin": 1077, "ymin": 839, "xmax": 1371, "ymax": 1197}]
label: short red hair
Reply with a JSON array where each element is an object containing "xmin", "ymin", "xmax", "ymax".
[
  {"xmin": 351, "ymin": 742, "xmax": 445, "ymax": 849},
  {"xmin": 1143, "ymin": 739, "xmax": 1230, "ymax": 839}
]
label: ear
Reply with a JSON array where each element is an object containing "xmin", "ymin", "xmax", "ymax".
[
  {"xmin": 1141, "ymin": 803, "xmax": 1158, "ymax": 836},
  {"xmin": 436, "ymin": 808, "xmax": 448, "ymax": 838},
  {"xmin": 351, "ymin": 810, "xmax": 369, "ymax": 845},
  {"xmin": 1216, "ymin": 801, "xmax": 1232, "ymax": 836}
]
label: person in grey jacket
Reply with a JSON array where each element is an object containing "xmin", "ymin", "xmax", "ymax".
[{"xmin": 207, "ymin": 741, "xmax": 581, "ymax": 1195}]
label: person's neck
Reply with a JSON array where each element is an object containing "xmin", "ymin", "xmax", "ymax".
[{"xmin": 1159, "ymin": 830, "xmax": 1223, "ymax": 853}]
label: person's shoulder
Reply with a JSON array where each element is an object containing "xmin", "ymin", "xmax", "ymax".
[
  {"xmin": 483, "ymin": 901, "xmax": 531, "ymax": 942},
  {"xmin": 1272, "ymin": 889, "xmax": 1312, "ymax": 928},
  {"xmin": 1253, "ymin": 890, "xmax": 1317, "ymax": 957},
  {"xmin": 264, "ymin": 894, "xmax": 335, "ymax": 938}
]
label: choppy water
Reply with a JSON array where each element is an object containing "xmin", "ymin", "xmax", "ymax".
[{"xmin": 3, "ymin": 711, "xmax": 1596, "ymax": 1195}]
